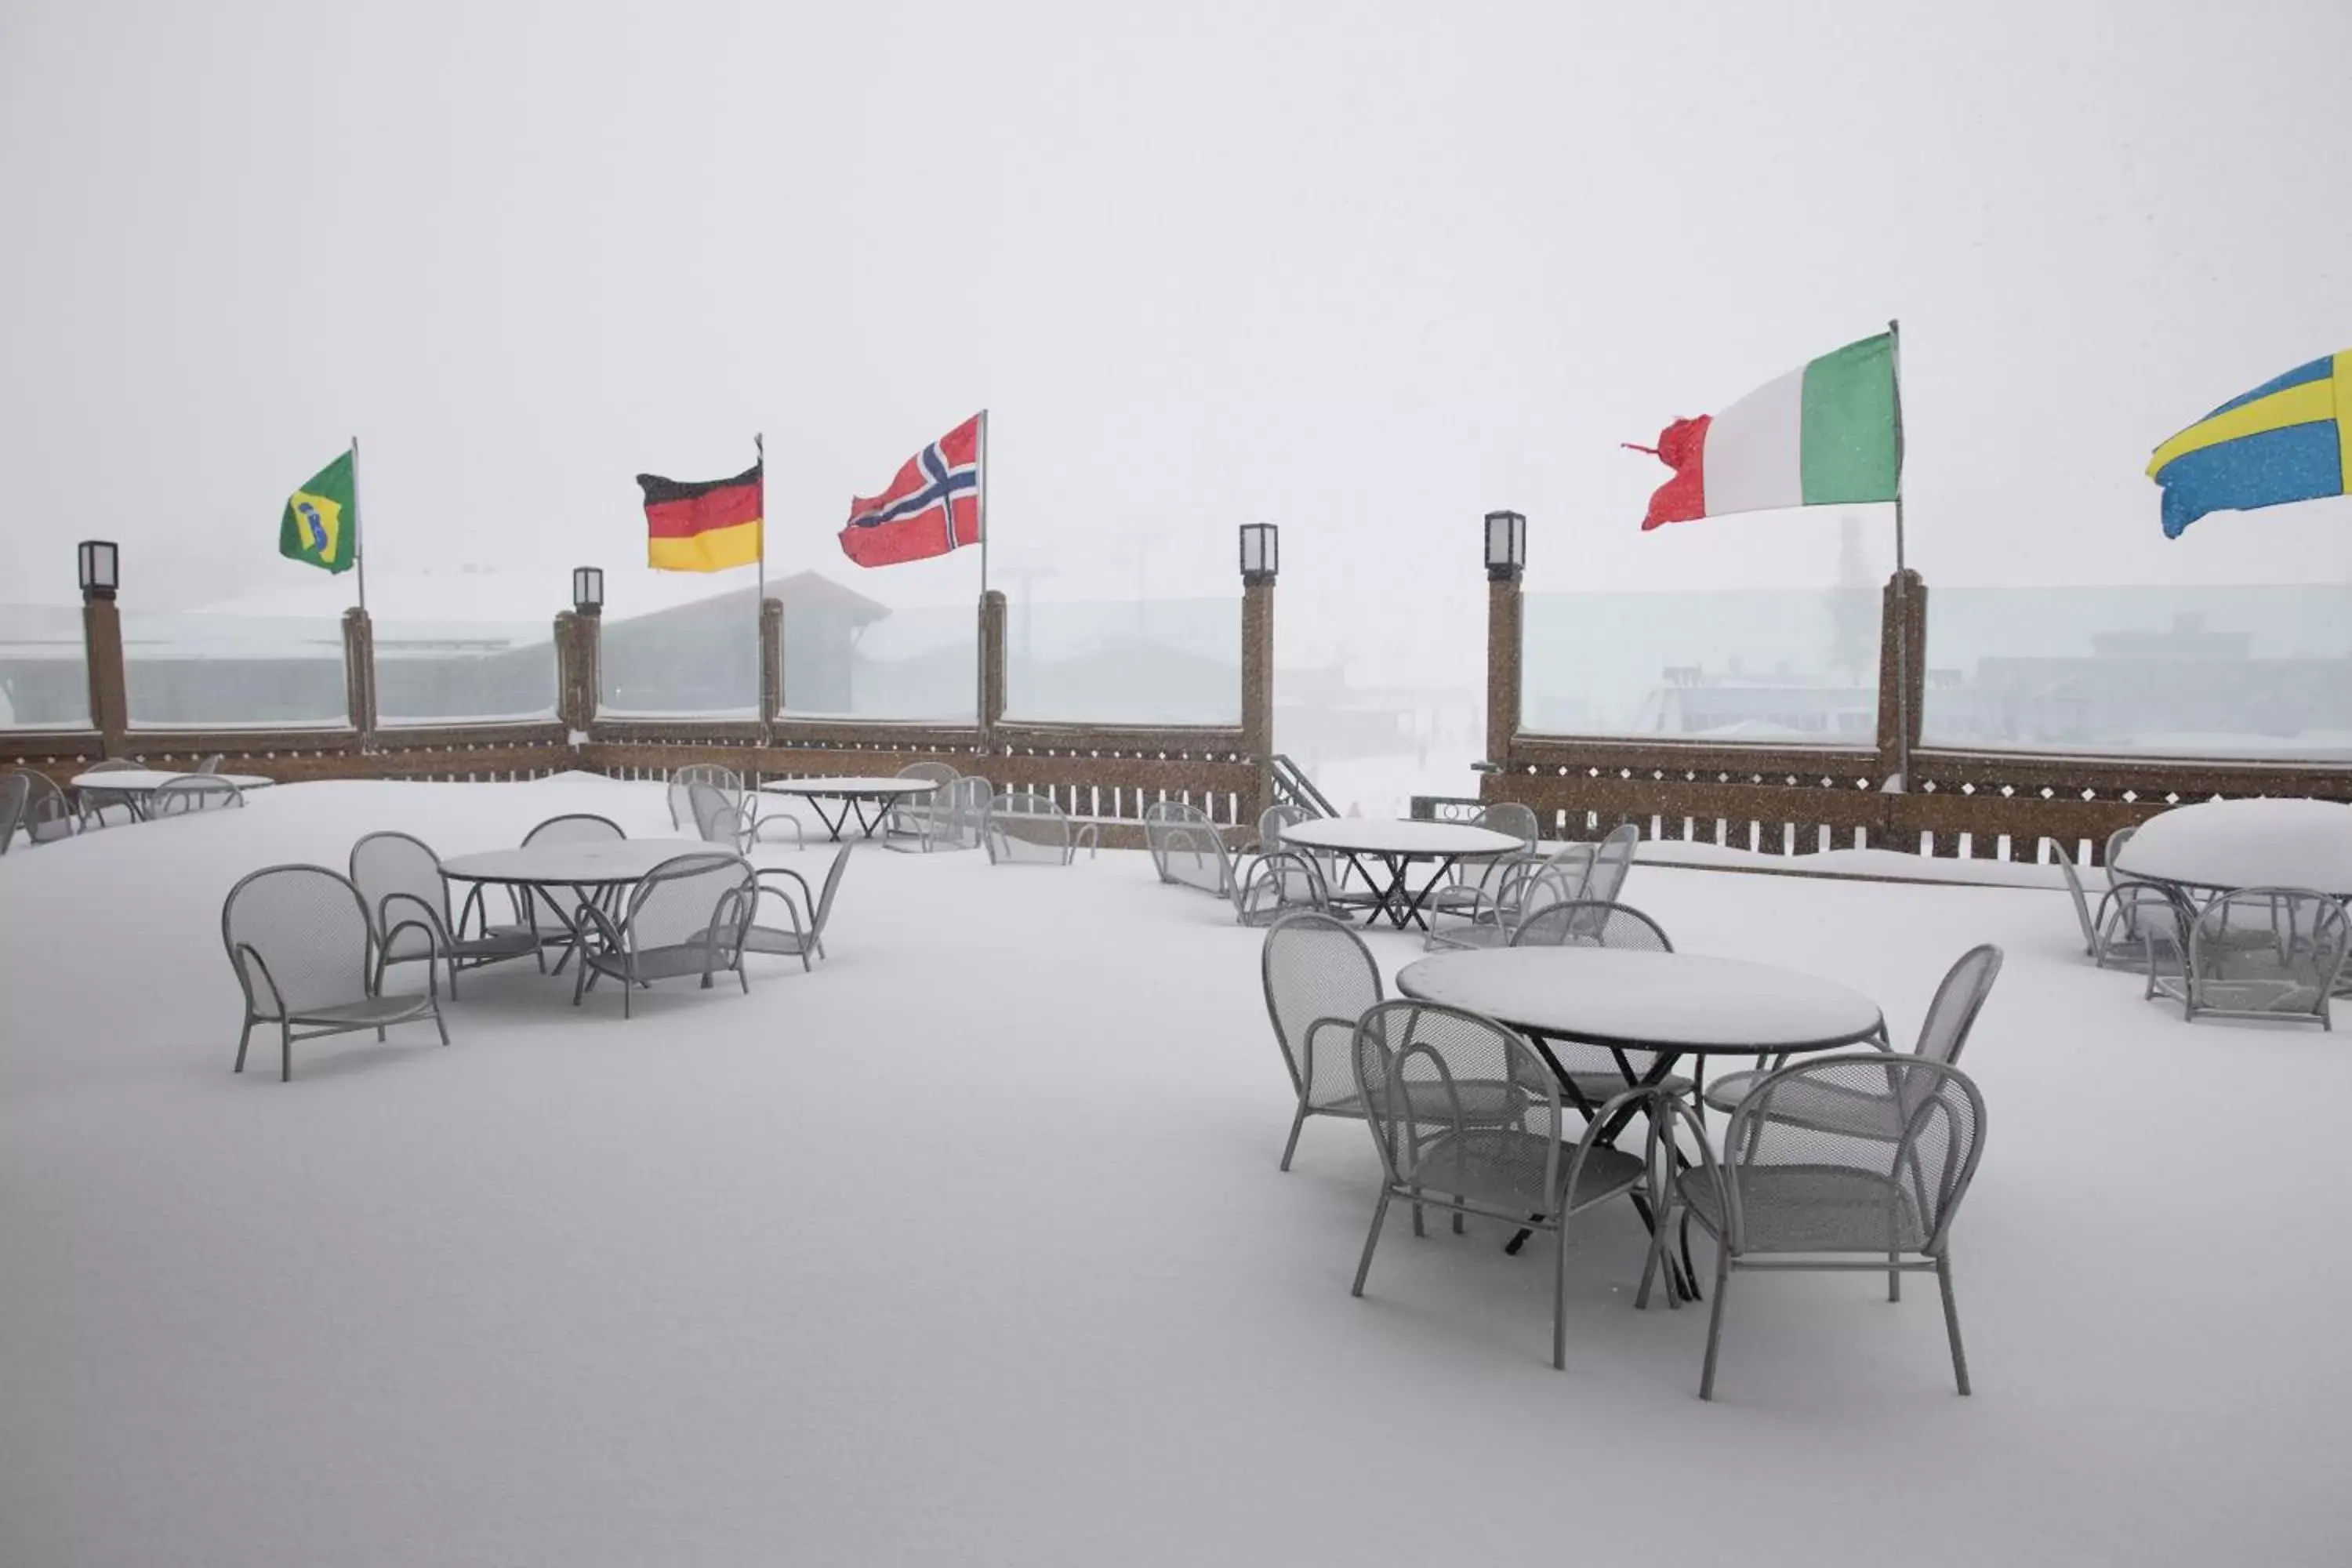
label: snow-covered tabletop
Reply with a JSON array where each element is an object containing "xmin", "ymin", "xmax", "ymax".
[
  {"xmin": 69, "ymin": 769, "xmax": 274, "ymax": 793},
  {"xmin": 755, "ymin": 777, "xmax": 938, "ymax": 839},
  {"xmin": 756, "ymin": 777, "xmax": 938, "ymax": 798},
  {"xmin": 1279, "ymin": 818, "xmax": 1523, "ymax": 858},
  {"xmin": 439, "ymin": 839, "xmax": 721, "ymax": 886},
  {"xmin": 2111, "ymin": 798, "xmax": 2352, "ymax": 895},
  {"xmin": 1396, "ymin": 947, "xmax": 1886, "ymax": 1054}
]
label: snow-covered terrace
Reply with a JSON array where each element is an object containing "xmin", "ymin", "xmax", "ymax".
[{"xmin": 2, "ymin": 775, "xmax": 2344, "ymax": 1565}]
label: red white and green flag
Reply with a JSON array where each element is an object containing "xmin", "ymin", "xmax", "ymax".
[{"xmin": 1628, "ymin": 332, "xmax": 1900, "ymax": 529}]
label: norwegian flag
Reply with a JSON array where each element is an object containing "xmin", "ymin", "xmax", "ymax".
[{"xmin": 839, "ymin": 413, "xmax": 983, "ymax": 568}]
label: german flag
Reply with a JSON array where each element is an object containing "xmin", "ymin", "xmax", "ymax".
[{"xmin": 637, "ymin": 463, "xmax": 763, "ymax": 572}]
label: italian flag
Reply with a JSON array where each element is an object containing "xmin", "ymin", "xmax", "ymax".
[{"xmin": 1631, "ymin": 332, "xmax": 1900, "ymax": 528}]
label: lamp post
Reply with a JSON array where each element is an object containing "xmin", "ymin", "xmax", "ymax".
[
  {"xmin": 1483, "ymin": 510, "xmax": 1525, "ymax": 777},
  {"xmin": 78, "ymin": 539, "xmax": 119, "ymax": 601},
  {"xmin": 572, "ymin": 565, "xmax": 604, "ymax": 616},
  {"xmin": 1483, "ymin": 510, "xmax": 1525, "ymax": 583},
  {"xmin": 1240, "ymin": 522, "xmax": 1279, "ymax": 587}
]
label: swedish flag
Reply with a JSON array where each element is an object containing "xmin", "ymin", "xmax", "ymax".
[
  {"xmin": 280, "ymin": 451, "xmax": 357, "ymax": 573},
  {"xmin": 2148, "ymin": 353, "xmax": 2349, "ymax": 537}
]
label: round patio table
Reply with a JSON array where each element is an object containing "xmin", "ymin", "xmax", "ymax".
[
  {"xmin": 1278, "ymin": 818, "xmax": 1524, "ymax": 931},
  {"xmin": 2110, "ymin": 798, "xmax": 2352, "ymax": 898},
  {"xmin": 441, "ymin": 840, "xmax": 720, "ymax": 971},
  {"xmin": 755, "ymin": 776, "xmax": 938, "ymax": 840},
  {"xmin": 1396, "ymin": 946, "xmax": 1886, "ymax": 1283},
  {"xmin": 71, "ymin": 768, "xmax": 274, "ymax": 821}
]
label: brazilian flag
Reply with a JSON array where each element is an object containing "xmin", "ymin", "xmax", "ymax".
[{"xmin": 280, "ymin": 451, "xmax": 357, "ymax": 573}]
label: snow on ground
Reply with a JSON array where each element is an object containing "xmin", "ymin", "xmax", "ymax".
[{"xmin": 2, "ymin": 774, "xmax": 2347, "ymax": 1566}]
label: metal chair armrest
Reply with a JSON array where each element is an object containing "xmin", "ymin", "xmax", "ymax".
[
  {"xmin": 375, "ymin": 916, "xmax": 445, "ymax": 1000},
  {"xmin": 232, "ymin": 941, "xmax": 287, "ymax": 1020}
]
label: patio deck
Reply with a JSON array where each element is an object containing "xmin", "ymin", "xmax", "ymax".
[{"xmin": 2, "ymin": 773, "xmax": 2344, "ymax": 1565}]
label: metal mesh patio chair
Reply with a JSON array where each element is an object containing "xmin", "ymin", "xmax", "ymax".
[
  {"xmin": 983, "ymin": 789, "xmax": 1098, "ymax": 865},
  {"xmin": 74, "ymin": 757, "xmax": 144, "ymax": 829},
  {"xmin": 1257, "ymin": 803, "xmax": 1315, "ymax": 853},
  {"xmin": 938, "ymin": 775, "xmax": 993, "ymax": 851},
  {"xmin": 2149, "ymin": 887, "xmax": 2347, "ymax": 1028},
  {"xmin": 572, "ymin": 851, "xmax": 757, "ymax": 1017},
  {"xmin": 1348, "ymin": 999, "xmax": 1652, "ymax": 1370},
  {"xmin": 1703, "ymin": 945, "xmax": 2000, "ymax": 1133},
  {"xmin": 1232, "ymin": 848, "xmax": 1333, "ymax": 926},
  {"xmin": 674, "ymin": 764, "xmax": 804, "ymax": 849},
  {"xmin": 2103, "ymin": 824, "xmax": 2137, "ymax": 869},
  {"xmin": 510, "ymin": 813, "xmax": 630, "ymax": 956},
  {"xmin": 2054, "ymin": 841, "xmax": 2136, "ymax": 967},
  {"xmin": 0, "ymin": 773, "xmax": 26, "ymax": 853},
  {"xmin": 222, "ymin": 864, "xmax": 449, "ymax": 1082},
  {"xmin": 349, "ymin": 830, "xmax": 542, "ymax": 996},
  {"xmin": 1497, "ymin": 898, "xmax": 1692, "ymax": 1105},
  {"xmin": 524, "ymin": 812, "xmax": 626, "ymax": 846},
  {"xmin": 1261, "ymin": 913, "xmax": 1383, "ymax": 1170},
  {"xmin": 148, "ymin": 775, "xmax": 245, "ymax": 816},
  {"xmin": 4, "ymin": 768, "xmax": 76, "ymax": 844},
  {"xmin": 1512, "ymin": 898, "xmax": 1674, "ymax": 953},
  {"xmin": 882, "ymin": 761, "xmax": 960, "ymax": 851},
  {"xmin": 746, "ymin": 844, "xmax": 853, "ymax": 971},
  {"xmin": 1425, "ymin": 837, "xmax": 1593, "ymax": 947},
  {"xmin": 1586, "ymin": 822, "xmax": 1640, "ymax": 906},
  {"xmin": 1145, "ymin": 800, "xmax": 1233, "ymax": 895},
  {"xmin": 1422, "ymin": 864, "xmax": 1584, "ymax": 952},
  {"xmin": 1425, "ymin": 803, "xmax": 1539, "ymax": 913},
  {"xmin": 1653, "ymin": 1055, "xmax": 1987, "ymax": 1399}
]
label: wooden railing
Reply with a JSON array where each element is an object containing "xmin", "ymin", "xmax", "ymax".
[
  {"xmin": 2, "ymin": 583, "xmax": 1277, "ymax": 849},
  {"xmin": 1479, "ymin": 567, "xmax": 2352, "ymax": 868}
]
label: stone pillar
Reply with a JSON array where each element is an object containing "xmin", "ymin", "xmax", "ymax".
[
  {"xmin": 1240, "ymin": 577, "xmax": 1274, "ymax": 827},
  {"xmin": 759, "ymin": 596, "xmax": 783, "ymax": 730},
  {"xmin": 1875, "ymin": 568, "xmax": 1926, "ymax": 780},
  {"xmin": 82, "ymin": 593, "xmax": 128, "ymax": 755},
  {"xmin": 979, "ymin": 590, "xmax": 1007, "ymax": 735},
  {"xmin": 341, "ymin": 607, "xmax": 376, "ymax": 741},
  {"xmin": 1484, "ymin": 574, "xmax": 1523, "ymax": 774}
]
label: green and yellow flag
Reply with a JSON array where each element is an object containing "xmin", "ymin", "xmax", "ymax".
[{"xmin": 280, "ymin": 451, "xmax": 357, "ymax": 573}]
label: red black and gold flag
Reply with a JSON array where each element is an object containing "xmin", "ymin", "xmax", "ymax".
[{"xmin": 637, "ymin": 463, "xmax": 763, "ymax": 572}]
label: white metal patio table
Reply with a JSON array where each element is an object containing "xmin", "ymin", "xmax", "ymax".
[
  {"xmin": 1278, "ymin": 818, "xmax": 1524, "ymax": 931},
  {"xmin": 2110, "ymin": 797, "xmax": 2352, "ymax": 898},
  {"xmin": 440, "ymin": 840, "xmax": 715, "ymax": 973},
  {"xmin": 1396, "ymin": 946, "xmax": 1887, "ymax": 1286},
  {"xmin": 754, "ymin": 776, "xmax": 939, "ymax": 840},
  {"xmin": 69, "ymin": 768, "xmax": 275, "ymax": 822}
]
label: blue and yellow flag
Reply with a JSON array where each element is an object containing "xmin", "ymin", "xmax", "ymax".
[
  {"xmin": 280, "ymin": 451, "xmax": 357, "ymax": 573},
  {"xmin": 2148, "ymin": 353, "xmax": 2348, "ymax": 537}
]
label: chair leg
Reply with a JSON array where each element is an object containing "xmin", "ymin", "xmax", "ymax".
[
  {"xmin": 1937, "ymin": 1254, "xmax": 1972, "ymax": 1396},
  {"xmin": 1699, "ymin": 1240, "xmax": 1733, "ymax": 1400},
  {"xmin": 1279, "ymin": 1105, "xmax": 1308, "ymax": 1171},
  {"xmin": 1889, "ymin": 1249, "xmax": 1902, "ymax": 1303},
  {"xmin": 234, "ymin": 1019, "xmax": 252, "ymax": 1074},
  {"xmin": 1552, "ymin": 1221, "xmax": 1570, "ymax": 1370},
  {"xmin": 433, "ymin": 1004, "xmax": 449, "ymax": 1047},
  {"xmin": 1351, "ymin": 1190, "xmax": 1392, "ymax": 1298},
  {"xmin": 1635, "ymin": 1206, "xmax": 1671, "ymax": 1311},
  {"xmin": 280, "ymin": 1024, "xmax": 293, "ymax": 1084}
]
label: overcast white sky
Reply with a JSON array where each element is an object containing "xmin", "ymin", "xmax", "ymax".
[{"xmin": 3, "ymin": 0, "xmax": 2347, "ymax": 684}]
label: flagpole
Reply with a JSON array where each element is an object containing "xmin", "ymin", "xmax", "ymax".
[
  {"xmin": 756, "ymin": 431, "xmax": 767, "ymax": 717},
  {"xmin": 978, "ymin": 408, "xmax": 990, "ymax": 729},
  {"xmin": 349, "ymin": 434, "xmax": 367, "ymax": 616},
  {"xmin": 1887, "ymin": 318, "xmax": 1911, "ymax": 790}
]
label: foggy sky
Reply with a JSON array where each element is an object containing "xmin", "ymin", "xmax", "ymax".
[{"xmin": 3, "ymin": 0, "xmax": 2347, "ymax": 689}]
